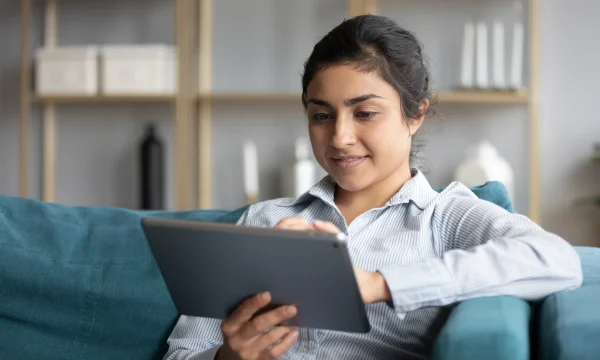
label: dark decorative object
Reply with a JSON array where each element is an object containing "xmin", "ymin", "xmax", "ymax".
[{"xmin": 140, "ymin": 124, "xmax": 165, "ymax": 210}]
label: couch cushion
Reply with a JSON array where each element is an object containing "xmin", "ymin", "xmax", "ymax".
[
  {"xmin": 432, "ymin": 296, "xmax": 531, "ymax": 360},
  {"xmin": 538, "ymin": 246, "xmax": 600, "ymax": 360},
  {"xmin": 0, "ymin": 195, "xmax": 236, "ymax": 360}
]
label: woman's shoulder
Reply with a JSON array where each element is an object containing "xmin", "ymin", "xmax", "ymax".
[
  {"xmin": 435, "ymin": 180, "xmax": 514, "ymax": 213},
  {"xmin": 429, "ymin": 180, "xmax": 515, "ymax": 222}
]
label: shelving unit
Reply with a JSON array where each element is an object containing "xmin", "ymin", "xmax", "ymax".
[
  {"xmin": 19, "ymin": 0, "xmax": 197, "ymax": 210},
  {"xmin": 19, "ymin": 0, "xmax": 541, "ymax": 222},
  {"xmin": 32, "ymin": 95, "xmax": 175, "ymax": 103}
]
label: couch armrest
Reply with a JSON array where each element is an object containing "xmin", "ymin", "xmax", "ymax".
[
  {"xmin": 432, "ymin": 296, "xmax": 531, "ymax": 360},
  {"xmin": 538, "ymin": 246, "xmax": 600, "ymax": 360}
]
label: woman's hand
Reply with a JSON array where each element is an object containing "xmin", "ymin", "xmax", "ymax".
[
  {"xmin": 216, "ymin": 292, "xmax": 299, "ymax": 360},
  {"xmin": 275, "ymin": 218, "xmax": 392, "ymax": 304},
  {"xmin": 352, "ymin": 265, "xmax": 392, "ymax": 304}
]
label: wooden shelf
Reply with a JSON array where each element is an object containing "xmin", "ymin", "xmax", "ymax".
[
  {"xmin": 198, "ymin": 92, "xmax": 301, "ymax": 101},
  {"xmin": 31, "ymin": 91, "xmax": 529, "ymax": 105},
  {"xmin": 197, "ymin": 90, "xmax": 529, "ymax": 104},
  {"xmin": 32, "ymin": 94, "xmax": 175, "ymax": 103},
  {"xmin": 436, "ymin": 90, "xmax": 529, "ymax": 104}
]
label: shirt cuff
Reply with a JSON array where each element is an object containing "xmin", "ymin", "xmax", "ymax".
[{"xmin": 378, "ymin": 258, "xmax": 458, "ymax": 314}]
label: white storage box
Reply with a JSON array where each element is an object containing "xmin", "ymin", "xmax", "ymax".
[
  {"xmin": 100, "ymin": 45, "xmax": 177, "ymax": 95},
  {"xmin": 35, "ymin": 46, "xmax": 99, "ymax": 95}
]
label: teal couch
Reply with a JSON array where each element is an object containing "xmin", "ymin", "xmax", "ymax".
[{"xmin": 0, "ymin": 182, "xmax": 599, "ymax": 360}]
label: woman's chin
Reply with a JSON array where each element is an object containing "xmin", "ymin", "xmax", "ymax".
[{"xmin": 332, "ymin": 176, "xmax": 371, "ymax": 193}]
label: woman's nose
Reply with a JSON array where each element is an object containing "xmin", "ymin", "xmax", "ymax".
[{"xmin": 330, "ymin": 115, "xmax": 356, "ymax": 149}]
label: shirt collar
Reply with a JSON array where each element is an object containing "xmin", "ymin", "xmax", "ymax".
[{"xmin": 275, "ymin": 168, "xmax": 439, "ymax": 210}]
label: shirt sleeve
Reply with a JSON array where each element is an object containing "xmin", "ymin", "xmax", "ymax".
[
  {"xmin": 163, "ymin": 207, "xmax": 257, "ymax": 360},
  {"xmin": 377, "ymin": 185, "xmax": 583, "ymax": 315},
  {"xmin": 162, "ymin": 316, "xmax": 223, "ymax": 360}
]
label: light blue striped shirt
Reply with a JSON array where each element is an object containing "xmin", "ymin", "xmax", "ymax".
[{"xmin": 164, "ymin": 169, "xmax": 582, "ymax": 360}]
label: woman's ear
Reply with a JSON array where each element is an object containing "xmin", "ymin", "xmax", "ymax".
[{"xmin": 409, "ymin": 99, "xmax": 429, "ymax": 136}]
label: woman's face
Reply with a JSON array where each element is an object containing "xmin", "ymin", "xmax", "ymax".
[{"xmin": 305, "ymin": 65, "xmax": 424, "ymax": 193}]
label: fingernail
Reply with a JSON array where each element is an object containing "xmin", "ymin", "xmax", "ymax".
[
  {"xmin": 286, "ymin": 305, "xmax": 296, "ymax": 315},
  {"xmin": 260, "ymin": 291, "xmax": 269, "ymax": 301},
  {"xmin": 314, "ymin": 220, "xmax": 323, "ymax": 225}
]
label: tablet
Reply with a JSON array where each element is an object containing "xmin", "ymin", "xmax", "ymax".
[{"xmin": 141, "ymin": 217, "xmax": 371, "ymax": 333}]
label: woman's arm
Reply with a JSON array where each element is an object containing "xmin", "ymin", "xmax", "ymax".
[{"xmin": 377, "ymin": 191, "xmax": 583, "ymax": 315}]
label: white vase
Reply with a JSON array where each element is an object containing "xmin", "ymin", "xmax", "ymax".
[
  {"xmin": 454, "ymin": 140, "xmax": 515, "ymax": 202},
  {"xmin": 281, "ymin": 137, "xmax": 316, "ymax": 199}
]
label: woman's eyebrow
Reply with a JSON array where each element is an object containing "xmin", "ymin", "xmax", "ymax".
[
  {"xmin": 306, "ymin": 94, "xmax": 385, "ymax": 108},
  {"xmin": 344, "ymin": 94, "xmax": 385, "ymax": 106}
]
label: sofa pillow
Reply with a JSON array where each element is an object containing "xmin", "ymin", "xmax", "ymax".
[
  {"xmin": 432, "ymin": 296, "xmax": 531, "ymax": 360},
  {"xmin": 537, "ymin": 246, "xmax": 600, "ymax": 360}
]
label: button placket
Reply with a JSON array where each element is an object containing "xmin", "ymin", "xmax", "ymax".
[{"xmin": 300, "ymin": 328, "xmax": 318, "ymax": 354}]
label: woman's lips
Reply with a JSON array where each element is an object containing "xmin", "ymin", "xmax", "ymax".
[{"xmin": 332, "ymin": 156, "xmax": 366, "ymax": 170}]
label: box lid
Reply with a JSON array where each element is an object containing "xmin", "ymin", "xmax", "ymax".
[
  {"xmin": 100, "ymin": 44, "xmax": 175, "ymax": 59},
  {"xmin": 36, "ymin": 46, "xmax": 99, "ymax": 60}
]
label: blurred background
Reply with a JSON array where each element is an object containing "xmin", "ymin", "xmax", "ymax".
[{"xmin": 0, "ymin": 0, "xmax": 598, "ymax": 247}]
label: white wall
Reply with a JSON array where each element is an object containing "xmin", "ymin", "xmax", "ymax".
[{"xmin": 539, "ymin": 0, "xmax": 600, "ymax": 246}]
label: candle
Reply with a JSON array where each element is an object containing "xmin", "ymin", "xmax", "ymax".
[
  {"xmin": 243, "ymin": 140, "xmax": 259, "ymax": 203},
  {"xmin": 460, "ymin": 21, "xmax": 475, "ymax": 88},
  {"xmin": 493, "ymin": 21, "xmax": 506, "ymax": 89},
  {"xmin": 476, "ymin": 22, "xmax": 489, "ymax": 89}
]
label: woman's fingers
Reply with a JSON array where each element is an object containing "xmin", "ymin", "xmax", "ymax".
[
  {"xmin": 263, "ymin": 329, "xmax": 300, "ymax": 359},
  {"xmin": 237, "ymin": 304, "xmax": 297, "ymax": 340},
  {"xmin": 276, "ymin": 217, "xmax": 344, "ymax": 236},
  {"xmin": 221, "ymin": 292, "xmax": 271, "ymax": 337},
  {"xmin": 312, "ymin": 220, "xmax": 342, "ymax": 234},
  {"xmin": 275, "ymin": 217, "xmax": 310, "ymax": 230},
  {"xmin": 220, "ymin": 296, "xmax": 299, "ymax": 360},
  {"xmin": 252, "ymin": 325, "xmax": 297, "ymax": 354}
]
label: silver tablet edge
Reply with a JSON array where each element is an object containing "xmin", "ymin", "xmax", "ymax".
[{"xmin": 141, "ymin": 216, "xmax": 347, "ymax": 244}]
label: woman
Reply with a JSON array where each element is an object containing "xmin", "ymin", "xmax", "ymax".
[{"xmin": 164, "ymin": 15, "xmax": 582, "ymax": 360}]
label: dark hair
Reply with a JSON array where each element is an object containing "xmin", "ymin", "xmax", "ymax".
[{"xmin": 301, "ymin": 14, "xmax": 434, "ymax": 166}]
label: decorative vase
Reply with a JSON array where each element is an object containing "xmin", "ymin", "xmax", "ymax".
[
  {"xmin": 455, "ymin": 140, "xmax": 515, "ymax": 202},
  {"xmin": 281, "ymin": 137, "xmax": 316, "ymax": 198},
  {"xmin": 140, "ymin": 124, "xmax": 165, "ymax": 210}
]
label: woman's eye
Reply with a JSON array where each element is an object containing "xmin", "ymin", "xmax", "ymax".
[
  {"xmin": 356, "ymin": 111, "xmax": 377, "ymax": 119},
  {"xmin": 312, "ymin": 113, "xmax": 332, "ymax": 121}
]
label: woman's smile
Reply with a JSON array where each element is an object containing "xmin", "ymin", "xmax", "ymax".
[{"xmin": 332, "ymin": 156, "xmax": 368, "ymax": 170}]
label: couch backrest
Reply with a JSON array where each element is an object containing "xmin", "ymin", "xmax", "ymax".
[
  {"xmin": 0, "ymin": 181, "xmax": 512, "ymax": 360},
  {"xmin": 0, "ymin": 196, "xmax": 236, "ymax": 360}
]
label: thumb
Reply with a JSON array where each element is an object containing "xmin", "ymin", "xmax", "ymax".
[{"xmin": 312, "ymin": 220, "xmax": 342, "ymax": 234}]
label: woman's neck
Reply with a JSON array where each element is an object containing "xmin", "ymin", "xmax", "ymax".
[{"xmin": 334, "ymin": 167, "xmax": 414, "ymax": 224}]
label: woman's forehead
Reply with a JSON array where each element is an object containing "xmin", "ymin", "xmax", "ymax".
[
  {"xmin": 306, "ymin": 65, "xmax": 400, "ymax": 106},
  {"xmin": 307, "ymin": 66, "xmax": 396, "ymax": 96}
]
